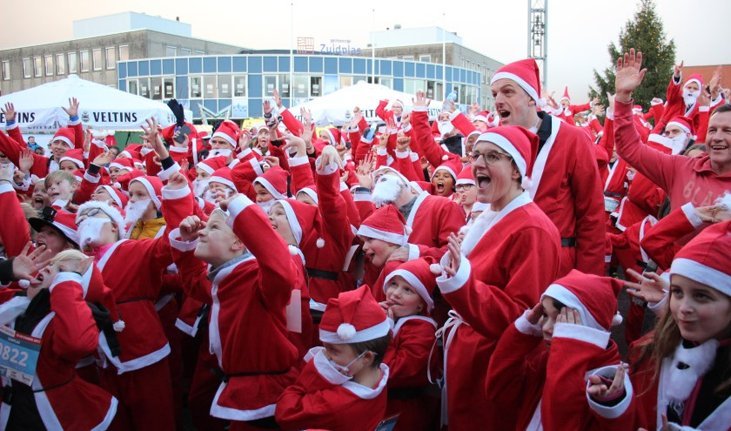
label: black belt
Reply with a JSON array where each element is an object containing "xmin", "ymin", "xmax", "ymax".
[
  {"xmin": 306, "ymin": 267, "xmax": 339, "ymax": 281},
  {"xmin": 212, "ymin": 367, "xmax": 291, "ymax": 383},
  {"xmin": 89, "ymin": 301, "xmax": 122, "ymax": 357},
  {"xmin": 388, "ymin": 386, "xmax": 427, "ymax": 400},
  {"xmin": 561, "ymin": 237, "xmax": 576, "ymax": 247},
  {"xmin": 116, "ymin": 296, "xmax": 154, "ymax": 305},
  {"xmin": 2, "ymin": 375, "xmax": 74, "ymax": 404}
]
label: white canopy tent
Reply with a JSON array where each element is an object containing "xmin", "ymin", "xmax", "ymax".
[
  {"xmin": 286, "ymin": 81, "xmax": 444, "ymax": 127},
  {"xmin": 0, "ymin": 74, "xmax": 175, "ymax": 133}
]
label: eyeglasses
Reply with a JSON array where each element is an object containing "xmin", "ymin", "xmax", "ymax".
[
  {"xmin": 469, "ymin": 150, "xmax": 512, "ymax": 165},
  {"xmin": 77, "ymin": 207, "xmax": 113, "ymax": 222}
]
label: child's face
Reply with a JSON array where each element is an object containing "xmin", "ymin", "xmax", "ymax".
[
  {"xmin": 35, "ymin": 225, "xmax": 71, "ymax": 255},
  {"xmin": 322, "ymin": 342, "xmax": 368, "ymax": 377},
  {"xmin": 92, "ymin": 187, "xmax": 114, "ymax": 205},
  {"xmin": 253, "ymin": 183, "xmax": 274, "ymax": 203},
  {"xmin": 195, "ymin": 211, "xmax": 243, "ymax": 267},
  {"xmin": 540, "ymin": 297, "xmax": 561, "ymax": 345},
  {"xmin": 47, "ymin": 178, "xmax": 75, "ymax": 202},
  {"xmin": 385, "ymin": 275, "xmax": 426, "ymax": 318},
  {"xmin": 361, "ymin": 237, "xmax": 398, "ymax": 267},
  {"xmin": 268, "ymin": 203, "xmax": 297, "ymax": 246},
  {"xmin": 669, "ymin": 274, "xmax": 731, "ymax": 344},
  {"xmin": 109, "ymin": 166, "xmax": 124, "ymax": 182},
  {"xmin": 59, "ymin": 160, "xmax": 78, "ymax": 172},
  {"xmin": 196, "ymin": 168, "xmax": 211, "ymax": 181}
]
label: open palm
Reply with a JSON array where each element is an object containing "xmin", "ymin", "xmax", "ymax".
[{"xmin": 615, "ymin": 49, "xmax": 647, "ymax": 100}]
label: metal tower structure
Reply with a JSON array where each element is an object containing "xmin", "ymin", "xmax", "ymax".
[{"xmin": 528, "ymin": 0, "xmax": 548, "ymax": 91}]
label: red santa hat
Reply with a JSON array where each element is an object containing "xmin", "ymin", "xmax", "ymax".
[
  {"xmin": 115, "ymin": 169, "xmax": 145, "ymax": 192},
  {"xmin": 132, "ymin": 159, "xmax": 145, "ymax": 170},
  {"xmin": 129, "ymin": 175, "xmax": 163, "ymax": 209},
  {"xmin": 96, "ymin": 185, "xmax": 128, "ymax": 209},
  {"xmin": 76, "ymin": 200, "xmax": 127, "ymax": 238},
  {"xmin": 666, "ymin": 116, "xmax": 694, "ymax": 136},
  {"xmin": 490, "ymin": 58, "xmax": 541, "ymax": 103},
  {"xmin": 684, "ymin": 73, "xmax": 704, "ymax": 90},
  {"xmin": 29, "ymin": 208, "xmax": 79, "ymax": 247},
  {"xmin": 357, "ymin": 204, "xmax": 409, "ymax": 246},
  {"xmin": 632, "ymin": 104, "xmax": 644, "ymax": 114},
  {"xmin": 119, "ymin": 144, "xmax": 142, "ymax": 160},
  {"xmin": 670, "ymin": 221, "xmax": 731, "ymax": 296},
  {"xmin": 324, "ymin": 127, "xmax": 343, "ymax": 146},
  {"xmin": 383, "ymin": 257, "xmax": 438, "ymax": 312},
  {"xmin": 319, "ymin": 285, "xmax": 390, "ymax": 344},
  {"xmin": 208, "ymin": 167, "xmax": 237, "ymax": 192},
  {"xmin": 476, "ymin": 125, "xmax": 538, "ymax": 186},
  {"xmin": 109, "ymin": 157, "xmax": 135, "ymax": 172},
  {"xmin": 391, "ymin": 99, "xmax": 404, "ymax": 109},
  {"xmin": 455, "ymin": 164, "xmax": 475, "ymax": 186},
  {"xmin": 51, "ymin": 127, "xmax": 76, "ymax": 149},
  {"xmin": 59, "ymin": 149, "xmax": 85, "ymax": 169},
  {"xmin": 81, "ymin": 263, "xmax": 125, "ymax": 332},
  {"xmin": 296, "ymin": 186, "xmax": 319, "ymax": 205},
  {"xmin": 542, "ymin": 269, "xmax": 624, "ymax": 331},
  {"xmin": 196, "ymin": 156, "xmax": 229, "ymax": 176},
  {"xmin": 253, "ymin": 166, "xmax": 288, "ymax": 200},
  {"xmin": 431, "ymin": 157, "xmax": 463, "ymax": 181},
  {"xmin": 210, "ymin": 120, "xmax": 240, "ymax": 148},
  {"xmin": 372, "ymin": 166, "xmax": 411, "ymax": 189},
  {"xmin": 275, "ymin": 199, "xmax": 325, "ymax": 251},
  {"xmin": 560, "ymin": 86, "xmax": 571, "ymax": 102}
]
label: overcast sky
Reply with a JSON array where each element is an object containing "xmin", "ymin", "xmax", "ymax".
[{"xmin": 3, "ymin": 0, "xmax": 730, "ymax": 102}]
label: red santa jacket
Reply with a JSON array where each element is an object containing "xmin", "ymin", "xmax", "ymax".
[
  {"xmin": 530, "ymin": 114, "xmax": 606, "ymax": 276},
  {"xmin": 556, "ymin": 102, "xmax": 591, "ymax": 125},
  {"xmin": 0, "ymin": 273, "xmax": 118, "ymax": 430},
  {"xmin": 93, "ymin": 183, "xmax": 192, "ymax": 372},
  {"xmin": 640, "ymin": 203, "xmax": 705, "ymax": 271},
  {"xmin": 435, "ymin": 193, "xmax": 562, "ymax": 430},
  {"xmin": 275, "ymin": 346, "xmax": 389, "ymax": 431},
  {"xmin": 0, "ymin": 182, "xmax": 31, "ymax": 258},
  {"xmin": 487, "ymin": 313, "xmax": 633, "ymax": 431},
  {"xmin": 1, "ymin": 119, "xmax": 83, "ymax": 178},
  {"xmin": 169, "ymin": 194, "xmax": 299, "ymax": 421},
  {"xmin": 403, "ymin": 191, "xmax": 466, "ymax": 261}
]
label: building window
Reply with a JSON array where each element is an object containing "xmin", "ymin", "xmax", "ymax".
[
  {"xmin": 55, "ymin": 54, "xmax": 65, "ymax": 75},
  {"xmin": 263, "ymin": 75, "xmax": 278, "ymax": 97},
  {"xmin": 118, "ymin": 45, "xmax": 129, "ymax": 61},
  {"xmin": 165, "ymin": 46, "xmax": 177, "ymax": 57},
  {"xmin": 67, "ymin": 52, "xmax": 78, "ymax": 74},
  {"xmin": 92, "ymin": 48, "xmax": 103, "ymax": 71},
  {"xmin": 33, "ymin": 56, "xmax": 42, "ymax": 77},
  {"xmin": 23, "ymin": 58, "xmax": 32, "ymax": 78},
  {"xmin": 218, "ymin": 75, "xmax": 232, "ymax": 98},
  {"xmin": 403, "ymin": 78, "xmax": 426, "ymax": 95},
  {"xmin": 1, "ymin": 61, "xmax": 9, "ymax": 81},
  {"xmin": 80, "ymin": 51, "xmax": 90, "ymax": 72},
  {"xmin": 180, "ymin": 48, "xmax": 191, "ymax": 56},
  {"xmin": 127, "ymin": 79, "xmax": 139, "ymax": 95},
  {"xmin": 310, "ymin": 76, "xmax": 322, "ymax": 97},
  {"xmin": 401, "ymin": 55, "xmax": 414, "ymax": 61},
  {"xmin": 233, "ymin": 75, "xmax": 247, "ymax": 97},
  {"xmin": 139, "ymin": 78, "xmax": 150, "ymax": 98},
  {"xmin": 150, "ymin": 77, "xmax": 162, "ymax": 100},
  {"xmin": 419, "ymin": 54, "xmax": 432, "ymax": 62},
  {"xmin": 44, "ymin": 55, "xmax": 54, "ymax": 76},
  {"xmin": 190, "ymin": 76, "xmax": 202, "ymax": 98},
  {"xmin": 339, "ymin": 76, "xmax": 353, "ymax": 89},
  {"xmin": 293, "ymin": 75, "xmax": 309, "ymax": 98},
  {"xmin": 163, "ymin": 77, "xmax": 175, "ymax": 99},
  {"xmin": 105, "ymin": 47, "xmax": 116, "ymax": 70},
  {"xmin": 204, "ymin": 75, "xmax": 217, "ymax": 98}
]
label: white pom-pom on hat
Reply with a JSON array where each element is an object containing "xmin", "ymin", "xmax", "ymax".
[
  {"xmin": 337, "ymin": 323, "xmax": 356, "ymax": 340},
  {"xmin": 316, "ymin": 238, "xmax": 325, "ymax": 248},
  {"xmin": 113, "ymin": 320, "xmax": 126, "ymax": 332},
  {"xmin": 521, "ymin": 175, "xmax": 533, "ymax": 190},
  {"xmin": 18, "ymin": 280, "xmax": 30, "ymax": 288},
  {"xmin": 429, "ymin": 264, "xmax": 443, "ymax": 275},
  {"xmin": 441, "ymin": 155, "xmax": 449, "ymax": 161},
  {"xmin": 611, "ymin": 312, "xmax": 623, "ymax": 327}
]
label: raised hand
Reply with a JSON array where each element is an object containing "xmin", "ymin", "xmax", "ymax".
[
  {"xmin": 62, "ymin": 97, "xmax": 80, "ymax": 118},
  {"xmin": 92, "ymin": 150, "xmax": 115, "ymax": 167},
  {"xmin": 615, "ymin": 49, "xmax": 647, "ymax": 103},
  {"xmin": 396, "ymin": 133, "xmax": 411, "ymax": 152},
  {"xmin": 556, "ymin": 307, "xmax": 582, "ymax": 325},
  {"xmin": 263, "ymin": 99, "xmax": 273, "ymax": 115},
  {"xmin": 695, "ymin": 203, "xmax": 731, "ymax": 223},
  {"xmin": 0, "ymin": 163, "xmax": 14, "ymax": 182},
  {"xmin": 318, "ymin": 145, "xmax": 342, "ymax": 170},
  {"xmin": 377, "ymin": 132, "xmax": 390, "ymax": 149},
  {"xmin": 179, "ymin": 215, "xmax": 206, "ymax": 242},
  {"xmin": 443, "ymin": 233, "xmax": 462, "ymax": 277},
  {"xmin": 525, "ymin": 302, "xmax": 545, "ymax": 325},
  {"xmin": 587, "ymin": 364, "xmax": 627, "ymax": 403},
  {"xmin": 400, "ymin": 113, "xmax": 411, "ymax": 128},
  {"xmin": 1, "ymin": 102, "xmax": 16, "ymax": 123},
  {"xmin": 166, "ymin": 171, "xmax": 189, "ymax": 190},
  {"xmin": 238, "ymin": 130, "xmax": 252, "ymax": 152},
  {"xmin": 624, "ymin": 269, "xmax": 667, "ymax": 304},
  {"xmin": 355, "ymin": 152, "xmax": 375, "ymax": 188},
  {"xmin": 283, "ymin": 133, "xmax": 307, "ymax": 157},
  {"xmin": 141, "ymin": 117, "xmax": 169, "ymax": 160},
  {"xmin": 19, "ymin": 149, "xmax": 34, "ymax": 173},
  {"xmin": 709, "ymin": 67, "xmax": 722, "ymax": 100},
  {"xmin": 57, "ymin": 255, "xmax": 94, "ymax": 275},
  {"xmin": 673, "ymin": 60, "xmax": 684, "ymax": 79},
  {"xmin": 412, "ymin": 91, "xmax": 430, "ymax": 108},
  {"xmin": 264, "ymin": 155, "xmax": 280, "ymax": 168},
  {"xmin": 216, "ymin": 193, "xmax": 239, "ymax": 212},
  {"xmin": 13, "ymin": 243, "xmax": 53, "ymax": 284},
  {"xmin": 273, "ymin": 89, "xmax": 283, "ymax": 109}
]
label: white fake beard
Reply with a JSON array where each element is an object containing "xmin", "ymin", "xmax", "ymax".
[
  {"xmin": 78, "ymin": 217, "xmax": 109, "ymax": 249},
  {"xmin": 372, "ymin": 175, "xmax": 404, "ymax": 207},
  {"xmin": 257, "ymin": 199, "xmax": 276, "ymax": 214},
  {"xmin": 208, "ymin": 148, "xmax": 232, "ymax": 159},
  {"xmin": 438, "ymin": 120, "xmax": 454, "ymax": 136},
  {"xmin": 124, "ymin": 198, "xmax": 152, "ymax": 227},
  {"xmin": 683, "ymin": 90, "xmax": 699, "ymax": 107},
  {"xmin": 193, "ymin": 178, "xmax": 210, "ymax": 198},
  {"xmin": 203, "ymin": 188, "xmax": 232, "ymax": 204}
]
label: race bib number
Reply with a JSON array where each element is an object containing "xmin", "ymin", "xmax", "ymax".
[{"xmin": 0, "ymin": 326, "xmax": 41, "ymax": 385}]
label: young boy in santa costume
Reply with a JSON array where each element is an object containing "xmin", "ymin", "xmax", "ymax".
[
  {"xmin": 275, "ymin": 285, "xmax": 391, "ymax": 431},
  {"xmin": 379, "ymin": 257, "xmax": 440, "ymax": 431},
  {"xmin": 486, "ymin": 270, "xmax": 633, "ymax": 431},
  {"xmin": 73, "ymin": 118, "xmax": 193, "ymax": 430},
  {"xmin": 626, "ymin": 221, "xmax": 731, "ymax": 430},
  {"xmin": 168, "ymin": 192, "xmax": 301, "ymax": 430}
]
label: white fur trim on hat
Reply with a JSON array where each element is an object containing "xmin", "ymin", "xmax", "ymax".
[
  {"xmin": 208, "ymin": 176, "xmax": 237, "ymax": 193},
  {"xmin": 490, "ymin": 71, "xmax": 539, "ymax": 102},
  {"xmin": 198, "ymin": 163, "xmax": 216, "ymax": 175},
  {"xmin": 276, "ymin": 200, "xmax": 302, "ymax": 245},
  {"xmin": 99, "ymin": 185, "xmax": 123, "ymax": 208},
  {"xmin": 76, "ymin": 200, "xmax": 126, "ymax": 238},
  {"xmin": 670, "ymin": 258, "xmax": 731, "ymax": 296},
  {"xmin": 253, "ymin": 177, "xmax": 286, "ymax": 200},
  {"xmin": 541, "ymin": 284, "xmax": 606, "ymax": 331},
  {"xmin": 479, "ymin": 132, "xmax": 527, "ymax": 177},
  {"xmin": 432, "ymin": 165, "xmax": 457, "ymax": 181},
  {"xmin": 296, "ymin": 187, "xmax": 319, "ymax": 205},
  {"xmin": 130, "ymin": 177, "xmax": 162, "ymax": 209},
  {"xmin": 210, "ymin": 131, "xmax": 237, "ymax": 148},
  {"xmin": 53, "ymin": 136, "xmax": 74, "ymax": 149},
  {"xmin": 357, "ymin": 225, "xmax": 407, "ymax": 246},
  {"xmin": 666, "ymin": 121, "xmax": 691, "ymax": 135},
  {"xmin": 319, "ymin": 318, "xmax": 391, "ymax": 344}
]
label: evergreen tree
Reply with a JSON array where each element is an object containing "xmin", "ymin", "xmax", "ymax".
[{"xmin": 590, "ymin": 0, "xmax": 675, "ymax": 109}]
